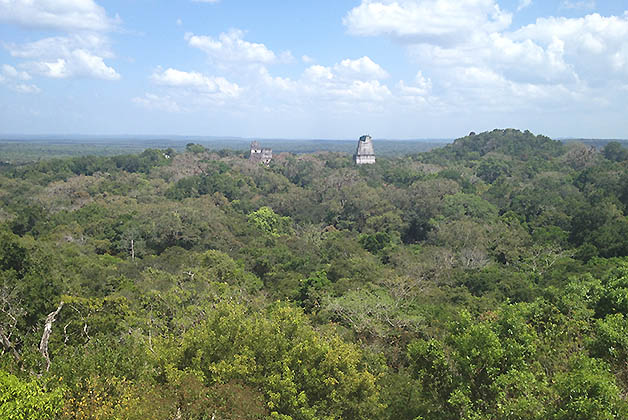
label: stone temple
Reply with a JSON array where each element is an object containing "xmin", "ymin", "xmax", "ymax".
[
  {"xmin": 354, "ymin": 135, "xmax": 376, "ymax": 165},
  {"xmin": 249, "ymin": 141, "xmax": 273, "ymax": 165}
]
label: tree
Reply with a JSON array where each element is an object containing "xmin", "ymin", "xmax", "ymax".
[
  {"xmin": 247, "ymin": 206, "xmax": 293, "ymax": 238},
  {"xmin": 552, "ymin": 357, "xmax": 627, "ymax": 420},
  {"xmin": 156, "ymin": 302, "xmax": 383, "ymax": 420},
  {"xmin": 476, "ymin": 158, "xmax": 511, "ymax": 183},
  {"xmin": 407, "ymin": 308, "xmax": 545, "ymax": 420},
  {"xmin": 0, "ymin": 371, "xmax": 63, "ymax": 420},
  {"xmin": 185, "ymin": 143, "xmax": 207, "ymax": 154},
  {"xmin": 590, "ymin": 313, "xmax": 628, "ymax": 387},
  {"xmin": 603, "ymin": 141, "xmax": 628, "ymax": 162},
  {"xmin": 570, "ymin": 202, "xmax": 628, "ymax": 258}
]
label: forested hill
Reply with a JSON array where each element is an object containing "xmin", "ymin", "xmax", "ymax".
[
  {"xmin": 423, "ymin": 128, "xmax": 565, "ymax": 162},
  {"xmin": 1, "ymin": 129, "xmax": 628, "ymax": 419}
]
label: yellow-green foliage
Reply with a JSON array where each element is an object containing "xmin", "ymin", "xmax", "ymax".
[
  {"xmin": 247, "ymin": 206, "xmax": 293, "ymax": 237},
  {"xmin": 156, "ymin": 302, "xmax": 383, "ymax": 420},
  {"xmin": 0, "ymin": 371, "xmax": 63, "ymax": 420}
]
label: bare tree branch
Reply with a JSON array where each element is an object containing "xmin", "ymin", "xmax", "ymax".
[
  {"xmin": 0, "ymin": 324, "xmax": 20, "ymax": 361},
  {"xmin": 39, "ymin": 301, "xmax": 64, "ymax": 372}
]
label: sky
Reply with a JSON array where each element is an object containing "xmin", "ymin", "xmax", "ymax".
[{"xmin": 1, "ymin": 0, "xmax": 628, "ymax": 139}]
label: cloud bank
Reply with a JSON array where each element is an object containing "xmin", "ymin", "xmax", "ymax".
[{"xmin": 1, "ymin": 0, "xmax": 120, "ymax": 82}]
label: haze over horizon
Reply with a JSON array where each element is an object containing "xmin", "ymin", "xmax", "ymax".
[{"xmin": 1, "ymin": 0, "xmax": 628, "ymax": 139}]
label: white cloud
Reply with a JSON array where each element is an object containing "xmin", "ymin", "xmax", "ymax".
[
  {"xmin": 38, "ymin": 50, "xmax": 118, "ymax": 80},
  {"xmin": 295, "ymin": 57, "xmax": 390, "ymax": 101},
  {"xmin": 303, "ymin": 65, "xmax": 333, "ymax": 81},
  {"xmin": 256, "ymin": 66, "xmax": 299, "ymax": 93},
  {"xmin": 8, "ymin": 35, "xmax": 119, "ymax": 80},
  {"xmin": 347, "ymin": 1, "xmax": 628, "ymax": 102},
  {"xmin": 517, "ymin": 0, "xmax": 532, "ymax": 12},
  {"xmin": 185, "ymin": 30, "xmax": 277, "ymax": 64},
  {"xmin": 133, "ymin": 3, "xmax": 628, "ymax": 134},
  {"xmin": 0, "ymin": 0, "xmax": 115, "ymax": 31},
  {"xmin": 1, "ymin": 0, "xmax": 120, "ymax": 82},
  {"xmin": 7, "ymin": 34, "xmax": 112, "ymax": 59},
  {"xmin": 271, "ymin": 57, "xmax": 393, "ymax": 105},
  {"xmin": 405, "ymin": 32, "xmax": 576, "ymax": 86},
  {"xmin": 0, "ymin": 64, "xmax": 40, "ymax": 93},
  {"xmin": 140, "ymin": 27, "xmax": 393, "ymax": 115},
  {"xmin": 445, "ymin": 66, "xmax": 585, "ymax": 111},
  {"xmin": 341, "ymin": 80, "xmax": 392, "ymax": 102},
  {"xmin": 561, "ymin": 1, "xmax": 596, "ymax": 11},
  {"xmin": 139, "ymin": 68, "xmax": 246, "ymax": 113},
  {"xmin": 278, "ymin": 51, "xmax": 295, "ymax": 64},
  {"xmin": 151, "ymin": 68, "xmax": 241, "ymax": 98},
  {"xmin": 1, "ymin": 64, "xmax": 31, "ymax": 80},
  {"xmin": 344, "ymin": 0, "xmax": 511, "ymax": 43},
  {"xmin": 139, "ymin": 54, "xmax": 394, "ymax": 115},
  {"xmin": 133, "ymin": 94, "xmax": 181, "ymax": 112},
  {"xmin": 337, "ymin": 0, "xmax": 628, "ymax": 129},
  {"xmin": 471, "ymin": 32, "xmax": 574, "ymax": 84},
  {"xmin": 13, "ymin": 83, "xmax": 41, "ymax": 94},
  {"xmin": 512, "ymin": 13, "xmax": 628, "ymax": 83},
  {"xmin": 334, "ymin": 56, "xmax": 389, "ymax": 80},
  {"xmin": 398, "ymin": 71, "xmax": 432, "ymax": 97}
]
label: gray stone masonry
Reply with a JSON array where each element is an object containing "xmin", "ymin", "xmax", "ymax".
[
  {"xmin": 354, "ymin": 135, "xmax": 376, "ymax": 165},
  {"xmin": 249, "ymin": 141, "xmax": 273, "ymax": 165}
]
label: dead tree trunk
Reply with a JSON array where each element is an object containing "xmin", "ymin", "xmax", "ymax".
[
  {"xmin": 0, "ymin": 325, "xmax": 21, "ymax": 362},
  {"xmin": 39, "ymin": 301, "xmax": 63, "ymax": 372}
]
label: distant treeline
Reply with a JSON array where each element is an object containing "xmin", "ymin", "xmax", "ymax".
[
  {"xmin": 0, "ymin": 137, "xmax": 450, "ymax": 164},
  {"xmin": 562, "ymin": 138, "xmax": 628, "ymax": 149}
]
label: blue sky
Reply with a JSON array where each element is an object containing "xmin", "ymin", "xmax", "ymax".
[{"xmin": 1, "ymin": 0, "xmax": 628, "ymax": 139}]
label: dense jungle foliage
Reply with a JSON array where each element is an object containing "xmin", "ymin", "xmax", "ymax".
[{"xmin": 1, "ymin": 129, "xmax": 628, "ymax": 419}]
